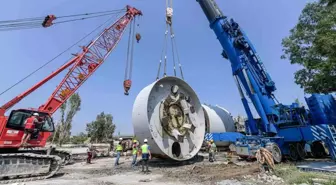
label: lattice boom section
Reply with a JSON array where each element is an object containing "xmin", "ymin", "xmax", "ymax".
[{"xmin": 40, "ymin": 10, "xmax": 140, "ymax": 114}]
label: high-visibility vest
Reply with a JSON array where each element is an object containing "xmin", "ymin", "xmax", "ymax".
[
  {"xmin": 141, "ymin": 144, "xmax": 149, "ymax": 154},
  {"xmin": 25, "ymin": 116, "xmax": 36, "ymax": 129},
  {"xmin": 132, "ymin": 146, "xmax": 138, "ymax": 155},
  {"xmin": 210, "ymin": 143, "xmax": 216, "ymax": 152},
  {"xmin": 116, "ymin": 144, "xmax": 123, "ymax": 151}
]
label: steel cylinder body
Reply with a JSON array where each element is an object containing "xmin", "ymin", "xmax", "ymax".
[
  {"xmin": 202, "ymin": 104, "xmax": 235, "ymax": 147},
  {"xmin": 132, "ymin": 77, "xmax": 205, "ymax": 161}
]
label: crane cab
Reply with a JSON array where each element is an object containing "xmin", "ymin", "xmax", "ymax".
[{"xmin": 0, "ymin": 109, "xmax": 55, "ymax": 149}]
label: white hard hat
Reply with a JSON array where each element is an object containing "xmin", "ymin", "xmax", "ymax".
[
  {"xmin": 33, "ymin": 113, "xmax": 39, "ymax": 116},
  {"xmin": 119, "ymin": 138, "xmax": 123, "ymax": 141},
  {"xmin": 144, "ymin": 139, "xmax": 148, "ymax": 143}
]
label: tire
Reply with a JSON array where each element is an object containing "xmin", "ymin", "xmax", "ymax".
[
  {"xmin": 289, "ymin": 144, "xmax": 299, "ymax": 161},
  {"xmin": 296, "ymin": 143, "xmax": 306, "ymax": 160},
  {"xmin": 266, "ymin": 143, "xmax": 282, "ymax": 163},
  {"xmin": 311, "ymin": 141, "xmax": 326, "ymax": 158}
]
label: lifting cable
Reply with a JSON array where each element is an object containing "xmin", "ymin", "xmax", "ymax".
[
  {"xmin": 0, "ymin": 13, "xmax": 123, "ymax": 97},
  {"xmin": 156, "ymin": 0, "xmax": 184, "ymax": 80},
  {"xmin": 123, "ymin": 17, "xmax": 138, "ymax": 95},
  {"xmin": 0, "ymin": 8, "xmax": 125, "ymax": 31}
]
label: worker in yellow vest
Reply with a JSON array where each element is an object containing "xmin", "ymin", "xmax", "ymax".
[
  {"xmin": 208, "ymin": 140, "xmax": 217, "ymax": 162},
  {"xmin": 115, "ymin": 138, "xmax": 123, "ymax": 166},
  {"xmin": 140, "ymin": 139, "xmax": 151, "ymax": 173},
  {"xmin": 131, "ymin": 139, "xmax": 138, "ymax": 168}
]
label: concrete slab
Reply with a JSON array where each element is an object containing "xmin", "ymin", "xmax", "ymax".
[{"xmin": 296, "ymin": 161, "xmax": 336, "ymax": 173}]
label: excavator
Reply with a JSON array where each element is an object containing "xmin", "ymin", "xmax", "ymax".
[{"xmin": 0, "ymin": 5, "xmax": 142, "ymax": 183}]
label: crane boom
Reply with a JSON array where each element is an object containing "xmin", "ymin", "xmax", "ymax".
[
  {"xmin": 0, "ymin": 5, "xmax": 142, "ymax": 183},
  {"xmin": 197, "ymin": 0, "xmax": 336, "ymax": 161},
  {"xmin": 196, "ymin": 0, "xmax": 277, "ymax": 135},
  {"xmin": 39, "ymin": 6, "xmax": 142, "ymax": 114},
  {"xmin": 0, "ymin": 6, "xmax": 142, "ymax": 116},
  {"xmin": 0, "ymin": 58, "xmax": 77, "ymax": 116}
]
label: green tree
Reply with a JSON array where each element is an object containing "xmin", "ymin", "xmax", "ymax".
[
  {"xmin": 70, "ymin": 132, "xmax": 88, "ymax": 144},
  {"xmin": 281, "ymin": 0, "xmax": 336, "ymax": 93},
  {"xmin": 86, "ymin": 112, "xmax": 116, "ymax": 143},
  {"xmin": 51, "ymin": 93, "xmax": 81, "ymax": 146}
]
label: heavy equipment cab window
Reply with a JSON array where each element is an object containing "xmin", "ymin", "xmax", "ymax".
[
  {"xmin": 40, "ymin": 116, "xmax": 54, "ymax": 132},
  {"xmin": 7, "ymin": 110, "xmax": 55, "ymax": 132},
  {"xmin": 7, "ymin": 111, "xmax": 31, "ymax": 129}
]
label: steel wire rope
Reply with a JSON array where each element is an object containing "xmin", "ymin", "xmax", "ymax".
[
  {"xmin": 0, "ymin": 17, "xmax": 44, "ymax": 24},
  {"xmin": 0, "ymin": 25, "xmax": 42, "ymax": 31},
  {"xmin": 0, "ymin": 9, "xmax": 125, "ymax": 25},
  {"xmin": 0, "ymin": 12, "xmax": 124, "ymax": 31},
  {"xmin": 124, "ymin": 19, "xmax": 133, "ymax": 80},
  {"xmin": 170, "ymin": 25, "xmax": 184, "ymax": 80},
  {"xmin": 56, "ymin": 9, "xmax": 125, "ymax": 19},
  {"xmin": 163, "ymin": 25, "xmax": 168, "ymax": 78},
  {"xmin": 163, "ymin": 0, "xmax": 173, "ymax": 77},
  {"xmin": 0, "ymin": 9, "xmax": 125, "ymax": 31},
  {"xmin": 170, "ymin": 26, "xmax": 177, "ymax": 77},
  {"xmin": 0, "ymin": 22, "xmax": 42, "ymax": 27},
  {"xmin": 0, "ymin": 22, "xmax": 43, "ymax": 30},
  {"xmin": 156, "ymin": 24, "xmax": 169, "ymax": 80},
  {"xmin": 53, "ymin": 11, "xmax": 124, "ymax": 25},
  {"xmin": 156, "ymin": 0, "xmax": 174, "ymax": 80},
  {"xmin": 156, "ymin": 0, "xmax": 186, "ymax": 80},
  {"xmin": 0, "ymin": 12, "xmax": 123, "ymax": 96},
  {"xmin": 129, "ymin": 18, "xmax": 136, "ymax": 80}
]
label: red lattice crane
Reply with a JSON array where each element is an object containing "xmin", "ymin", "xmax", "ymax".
[{"xmin": 0, "ymin": 5, "xmax": 142, "ymax": 183}]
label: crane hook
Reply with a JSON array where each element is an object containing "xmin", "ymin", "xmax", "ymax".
[
  {"xmin": 136, "ymin": 33, "xmax": 141, "ymax": 43},
  {"xmin": 123, "ymin": 79, "xmax": 132, "ymax": 95}
]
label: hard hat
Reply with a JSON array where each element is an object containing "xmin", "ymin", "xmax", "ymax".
[
  {"xmin": 211, "ymin": 140, "xmax": 214, "ymax": 143},
  {"xmin": 119, "ymin": 138, "xmax": 123, "ymax": 141},
  {"xmin": 33, "ymin": 113, "xmax": 39, "ymax": 116},
  {"xmin": 133, "ymin": 140, "xmax": 137, "ymax": 143},
  {"xmin": 144, "ymin": 139, "xmax": 148, "ymax": 143}
]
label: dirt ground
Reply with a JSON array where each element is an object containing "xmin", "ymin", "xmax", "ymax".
[
  {"xmin": 161, "ymin": 160, "xmax": 260, "ymax": 184},
  {"xmin": 18, "ymin": 154, "xmax": 273, "ymax": 185},
  {"xmin": 5, "ymin": 149, "xmax": 335, "ymax": 185}
]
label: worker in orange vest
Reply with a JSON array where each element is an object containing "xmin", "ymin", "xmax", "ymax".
[{"xmin": 19, "ymin": 113, "xmax": 39, "ymax": 147}]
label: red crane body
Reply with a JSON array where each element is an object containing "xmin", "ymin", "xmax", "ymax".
[{"xmin": 0, "ymin": 5, "xmax": 142, "ymax": 150}]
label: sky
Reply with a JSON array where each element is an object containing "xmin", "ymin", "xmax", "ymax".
[{"xmin": 0, "ymin": 0, "xmax": 314, "ymax": 135}]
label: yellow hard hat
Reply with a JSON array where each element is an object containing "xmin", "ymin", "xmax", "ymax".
[
  {"xmin": 133, "ymin": 140, "xmax": 137, "ymax": 143},
  {"xmin": 211, "ymin": 140, "xmax": 214, "ymax": 143}
]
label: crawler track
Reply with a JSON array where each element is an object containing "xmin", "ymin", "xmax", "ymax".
[
  {"xmin": 19, "ymin": 148, "xmax": 73, "ymax": 165},
  {"xmin": 52, "ymin": 149, "xmax": 72, "ymax": 165},
  {"xmin": 0, "ymin": 153, "xmax": 62, "ymax": 184}
]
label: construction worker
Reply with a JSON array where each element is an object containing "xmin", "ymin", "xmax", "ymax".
[
  {"xmin": 209, "ymin": 140, "xmax": 217, "ymax": 162},
  {"xmin": 19, "ymin": 113, "xmax": 39, "ymax": 147},
  {"xmin": 87, "ymin": 143, "xmax": 99, "ymax": 164},
  {"xmin": 140, "ymin": 139, "xmax": 151, "ymax": 173},
  {"xmin": 114, "ymin": 138, "xmax": 123, "ymax": 166},
  {"xmin": 131, "ymin": 139, "xmax": 138, "ymax": 168}
]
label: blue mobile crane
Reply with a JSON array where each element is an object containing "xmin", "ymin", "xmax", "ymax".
[{"xmin": 196, "ymin": 0, "xmax": 336, "ymax": 162}]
